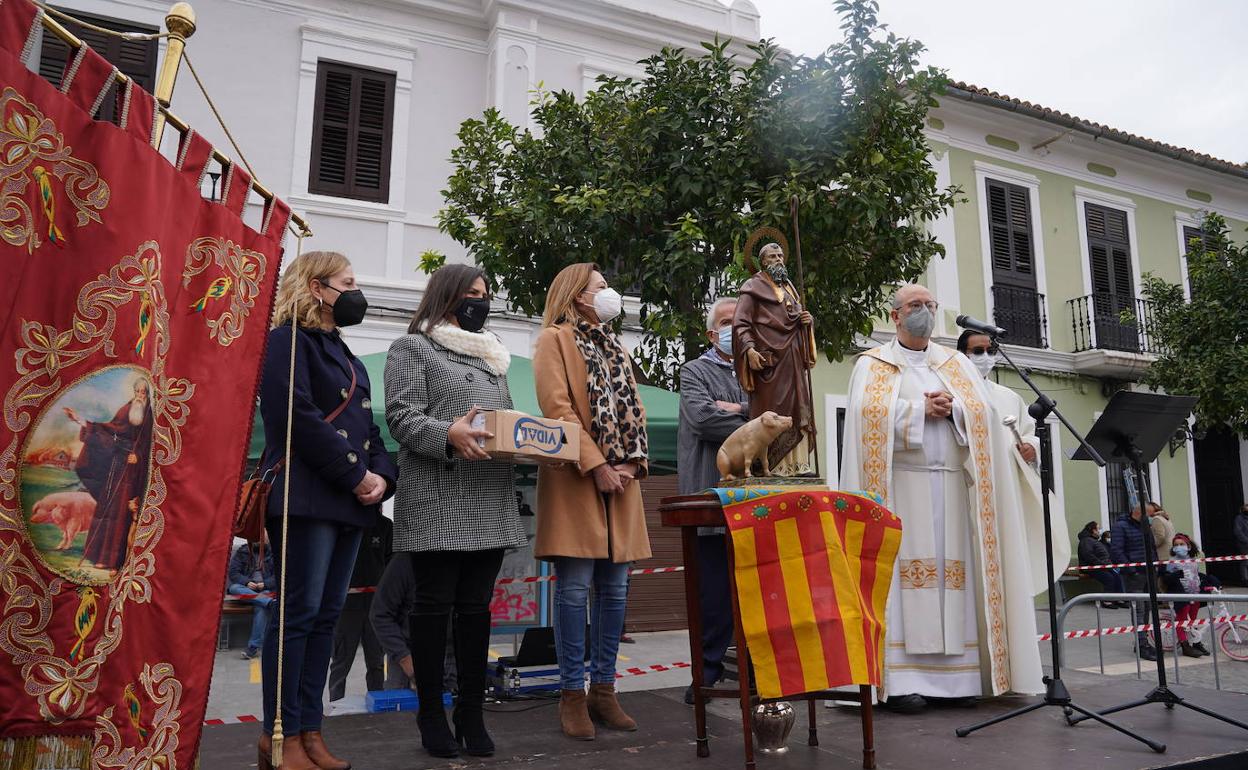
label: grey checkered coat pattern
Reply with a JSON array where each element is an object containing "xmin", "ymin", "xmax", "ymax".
[{"xmin": 384, "ymin": 332, "xmax": 525, "ymax": 553}]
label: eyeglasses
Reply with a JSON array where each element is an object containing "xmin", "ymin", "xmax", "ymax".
[
  {"xmin": 968, "ymin": 344, "xmax": 998, "ymax": 356},
  {"xmin": 902, "ymin": 300, "xmax": 938, "ymax": 313}
]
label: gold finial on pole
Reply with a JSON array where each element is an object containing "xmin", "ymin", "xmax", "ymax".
[{"xmin": 151, "ymin": 2, "xmax": 196, "ymax": 148}]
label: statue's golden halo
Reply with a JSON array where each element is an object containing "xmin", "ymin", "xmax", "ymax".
[{"xmin": 740, "ymin": 226, "xmax": 790, "ymax": 274}]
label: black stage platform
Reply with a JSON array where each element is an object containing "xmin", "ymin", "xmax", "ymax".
[{"xmin": 201, "ymin": 674, "xmax": 1248, "ymax": 769}]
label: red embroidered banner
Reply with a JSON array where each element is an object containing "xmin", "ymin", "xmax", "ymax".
[{"xmin": 0, "ymin": 2, "xmax": 288, "ymax": 766}]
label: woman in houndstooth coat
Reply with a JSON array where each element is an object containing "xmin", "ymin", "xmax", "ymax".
[{"xmin": 384, "ymin": 264, "xmax": 524, "ymax": 760}]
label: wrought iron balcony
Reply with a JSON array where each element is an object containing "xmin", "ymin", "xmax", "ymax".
[
  {"xmin": 990, "ymin": 285, "xmax": 1047, "ymax": 349},
  {"xmin": 1067, "ymin": 293, "xmax": 1167, "ymax": 355}
]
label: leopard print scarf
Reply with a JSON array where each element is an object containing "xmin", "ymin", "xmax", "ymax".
[{"xmin": 572, "ymin": 320, "xmax": 648, "ymax": 465}]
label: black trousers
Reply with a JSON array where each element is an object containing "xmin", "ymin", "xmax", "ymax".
[
  {"xmin": 408, "ymin": 549, "xmax": 505, "ymax": 712},
  {"xmin": 328, "ymin": 596, "xmax": 385, "ymax": 700},
  {"xmin": 410, "ymin": 549, "xmax": 505, "ymax": 615},
  {"xmin": 696, "ymin": 534, "xmax": 735, "ymax": 685}
]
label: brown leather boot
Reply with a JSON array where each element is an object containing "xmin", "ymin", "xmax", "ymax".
[
  {"xmin": 587, "ymin": 683, "xmax": 637, "ymax": 731},
  {"xmin": 259, "ymin": 733, "xmax": 318, "ymax": 770},
  {"xmin": 559, "ymin": 689, "xmax": 595, "ymax": 740},
  {"xmin": 301, "ymin": 730, "xmax": 350, "ymax": 769}
]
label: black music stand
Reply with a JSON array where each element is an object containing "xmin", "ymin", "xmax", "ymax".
[
  {"xmin": 954, "ymin": 343, "xmax": 1163, "ymax": 752},
  {"xmin": 1065, "ymin": 391, "xmax": 1248, "ymax": 734}
]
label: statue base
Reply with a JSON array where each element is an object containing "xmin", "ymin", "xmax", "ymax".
[{"xmin": 717, "ymin": 475, "xmax": 826, "ymax": 488}]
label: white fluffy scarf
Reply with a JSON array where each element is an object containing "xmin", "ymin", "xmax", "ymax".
[{"xmin": 427, "ymin": 322, "xmax": 511, "ymax": 375}]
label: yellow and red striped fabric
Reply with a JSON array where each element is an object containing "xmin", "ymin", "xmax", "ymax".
[{"xmin": 715, "ymin": 487, "xmax": 902, "ymax": 699}]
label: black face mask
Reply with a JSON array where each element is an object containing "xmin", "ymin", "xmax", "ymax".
[
  {"xmin": 322, "ymin": 283, "xmax": 367, "ymax": 327},
  {"xmin": 454, "ymin": 297, "xmax": 491, "ymax": 333}
]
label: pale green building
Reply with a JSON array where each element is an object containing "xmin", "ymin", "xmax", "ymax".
[{"xmin": 811, "ymin": 82, "xmax": 1248, "ymax": 579}]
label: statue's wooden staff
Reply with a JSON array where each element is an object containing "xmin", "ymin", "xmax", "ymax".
[{"xmin": 790, "ymin": 194, "xmax": 820, "ymax": 479}]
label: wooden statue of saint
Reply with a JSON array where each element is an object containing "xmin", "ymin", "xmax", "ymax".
[{"xmin": 731, "ymin": 242, "xmax": 818, "ymax": 476}]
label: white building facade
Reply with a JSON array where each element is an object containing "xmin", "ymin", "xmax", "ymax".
[{"xmin": 39, "ymin": 0, "xmax": 761, "ymax": 357}]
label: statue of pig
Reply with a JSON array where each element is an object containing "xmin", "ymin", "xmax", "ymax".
[
  {"xmin": 30, "ymin": 490, "xmax": 97, "ymax": 550},
  {"xmin": 716, "ymin": 411, "xmax": 794, "ymax": 481}
]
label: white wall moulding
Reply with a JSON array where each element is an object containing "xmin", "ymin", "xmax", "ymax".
[
  {"xmin": 289, "ymin": 23, "xmax": 416, "ymax": 212},
  {"xmin": 927, "ymin": 103, "xmax": 1248, "ymax": 222}
]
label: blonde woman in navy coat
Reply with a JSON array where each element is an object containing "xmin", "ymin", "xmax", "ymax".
[{"xmin": 257, "ymin": 251, "xmax": 397, "ymax": 770}]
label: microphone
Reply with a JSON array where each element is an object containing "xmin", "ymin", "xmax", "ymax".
[{"xmin": 955, "ymin": 315, "xmax": 1007, "ymax": 338}]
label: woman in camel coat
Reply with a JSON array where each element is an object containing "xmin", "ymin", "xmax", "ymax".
[{"xmin": 532, "ymin": 262, "xmax": 651, "ymax": 742}]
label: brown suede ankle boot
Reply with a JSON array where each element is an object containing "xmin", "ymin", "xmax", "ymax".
[
  {"xmin": 301, "ymin": 730, "xmax": 350, "ymax": 769},
  {"xmin": 559, "ymin": 689, "xmax": 595, "ymax": 740},
  {"xmin": 259, "ymin": 733, "xmax": 318, "ymax": 770},
  {"xmin": 587, "ymin": 683, "xmax": 637, "ymax": 731}
]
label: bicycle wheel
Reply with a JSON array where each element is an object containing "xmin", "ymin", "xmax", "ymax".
[{"xmin": 1218, "ymin": 621, "xmax": 1248, "ymax": 662}]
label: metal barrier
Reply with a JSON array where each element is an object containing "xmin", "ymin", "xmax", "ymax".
[{"xmin": 1055, "ymin": 592, "xmax": 1248, "ymax": 691}]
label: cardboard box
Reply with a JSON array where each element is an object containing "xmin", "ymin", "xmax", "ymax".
[{"xmin": 474, "ymin": 409, "xmax": 580, "ymax": 464}]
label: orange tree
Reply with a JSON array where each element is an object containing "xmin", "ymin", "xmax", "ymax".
[
  {"xmin": 1141, "ymin": 213, "xmax": 1248, "ymax": 437},
  {"xmin": 438, "ymin": 0, "xmax": 957, "ymax": 387}
]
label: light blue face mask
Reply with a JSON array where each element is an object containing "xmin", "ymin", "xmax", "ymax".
[
  {"xmin": 1172, "ymin": 545, "xmax": 1190, "ymax": 558},
  {"xmin": 715, "ymin": 325, "xmax": 733, "ymax": 356}
]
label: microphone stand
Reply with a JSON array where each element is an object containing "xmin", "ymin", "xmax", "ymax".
[{"xmin": 954, "ymin": 337, "xmax": 1165, "ymax": 753}]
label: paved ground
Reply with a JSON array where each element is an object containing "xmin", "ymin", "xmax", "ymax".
[
  {"xmin": 202, "ymin": 676, "xmax": 1248, "ymax": 769},
  {"xmin": 205, "ymin": 590, "xmax": 1248, "ymax": 723}
]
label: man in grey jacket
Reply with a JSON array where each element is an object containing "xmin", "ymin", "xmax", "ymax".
[
  {"xmin": 369, "ymin": 552, "xmax": 456, "ymax": 695},
  {"xmin": 678, "ymin": 297, "xmax": 750, "ymax": 702}
]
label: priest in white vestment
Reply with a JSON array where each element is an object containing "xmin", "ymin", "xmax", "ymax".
[{"xmin": 841, "ymin": 285, "xmax": 1055, "ymax": 713}]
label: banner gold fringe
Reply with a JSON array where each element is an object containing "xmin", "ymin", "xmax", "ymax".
[{"xmin": 0, "ymin": 735, "xmax": 92, "ymax": 770}]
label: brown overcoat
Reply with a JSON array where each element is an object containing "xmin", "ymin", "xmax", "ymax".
[{"xmin": 532, "ymin": 324, "xmax": 652, "ymax": 563}]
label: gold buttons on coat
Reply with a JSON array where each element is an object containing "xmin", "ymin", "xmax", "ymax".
[
  {"xmin": 337, "ymin": 429, "xmax": 348, "ymax": 439},
  {"xmin": 347, "ymin": 452, "xmax": 359, "ymax": 464},
  {"xmin": 363, "ymin": 439, "xmax": 371, "ymax": 451},
  {"xmin": 362, "ymin": 398, "xmax": 372, "ymax": 409},
  {"xmin": 340, "ymin": 388, "xmax": 350, "ymax": 399}
]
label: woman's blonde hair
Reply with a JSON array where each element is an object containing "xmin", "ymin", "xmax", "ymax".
[
  {"xmin": 541, "ymin": 262, "xmax": 601, "ymax": 328},
  {"xmin": 272, "ymin": 250, "xmax": 351, "ymax": 329}
]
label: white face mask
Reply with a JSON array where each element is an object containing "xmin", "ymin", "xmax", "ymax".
[
  {"xmin": 969, "ymin": 351, "xmax": 996, "ymax": 378},
  {"xmin": 590, "ymin": 287, "xmax": 622, "ymax": 324},
  {"xmin": 715, "ymin": 326, "xmax": 733, "ymax": 357}
]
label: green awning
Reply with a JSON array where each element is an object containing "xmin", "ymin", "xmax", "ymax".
[{"xmin": 248, "ymin": 351, "xmax": 680, "ymax": 470}]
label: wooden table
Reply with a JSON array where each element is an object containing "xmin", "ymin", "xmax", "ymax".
[{"xmin": 660, "ymin": 493, "xmax": 875, "ymax": 770}]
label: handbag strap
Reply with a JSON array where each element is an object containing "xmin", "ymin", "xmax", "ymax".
[{"xmin": 263, "ymin": 356, "xmax": 361, "ymax": 476}]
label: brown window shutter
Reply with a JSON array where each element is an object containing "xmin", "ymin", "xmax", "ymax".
[
  {"xmin": 309, "ymin": 61, "xmax": 395, "ymax": 203},
  {"xmin": 986, "ymin": 178, "xmax": 1035, "ymax": 288},
  {"xmin": 36, "ymin": 9, "xmax": 158, "ymax": 122}
]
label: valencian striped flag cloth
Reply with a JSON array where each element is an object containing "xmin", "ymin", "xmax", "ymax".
[{"xmin": 714, "ymin": 487, "xmax": 902, "ymax": 699}]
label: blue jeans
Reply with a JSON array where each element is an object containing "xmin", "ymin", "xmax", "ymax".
[
  {"xmin": 553, "ymin": 557, "xmax": 630, "ymax": 690},
  {"xmin": 228, "ymin": 584, "xmax": 275, "ymax": 651},
  {"xmin": 262, "ymin": 518, "xmax": 362, "ymax": 734}
]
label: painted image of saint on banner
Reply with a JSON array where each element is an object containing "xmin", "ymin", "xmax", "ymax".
[{"xmin": 21, "ymin": 366, "xmax": 154, "ymax": 584}]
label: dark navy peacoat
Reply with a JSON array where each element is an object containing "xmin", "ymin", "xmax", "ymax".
[{"xmin": 259, "ymin": 323, "xmax": 397, "ymax": 529}]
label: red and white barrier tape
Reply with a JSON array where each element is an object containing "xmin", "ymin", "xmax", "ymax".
[
  {"xmin": 1072, "ymin": 553, "xmax": 1248, "ymax": 572},
  {"xmin": 495, "ymin": 565, "xmax": 684, "ymax": 585},
  {"xmin": 1037, "ymin": 613, "xmax": 1248, "ymax": 642},
  {"xmin": 203, "ymin": 661, "xmax": 693, "ymax": 725},
  {"xmin": 228, "ymin": 566, "xmax": 686, "ymax": 599}
]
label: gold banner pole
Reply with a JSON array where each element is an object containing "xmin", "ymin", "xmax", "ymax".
[{"xmin": 151, "ymin": 2, "xmax": 196, "ymax": 149}]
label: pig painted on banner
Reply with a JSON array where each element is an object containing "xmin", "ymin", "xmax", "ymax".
[{"xmin": 30, "ymin": 491, "xmax": 97, "ymax": 550}]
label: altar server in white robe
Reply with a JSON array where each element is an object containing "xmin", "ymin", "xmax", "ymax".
[
  {"xmin": 956, "ymin": 330, "xmax": 1039, "ymax": 469},
  {"xmin": 841, "ymin": 285, "xmax": 1058, "ymax": 714}
]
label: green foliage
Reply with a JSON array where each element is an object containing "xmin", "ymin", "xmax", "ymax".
[
  {"xmin": 1141, "ymin": 212, "xmax": 1248, "ymax": 438},
  {"xmin": 417, "ymin": 250, "xmax": 447, "ymax": 275},
  {"xmin": 437, "ymin": 0, "xmax": 957, "ymax": 386}
]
